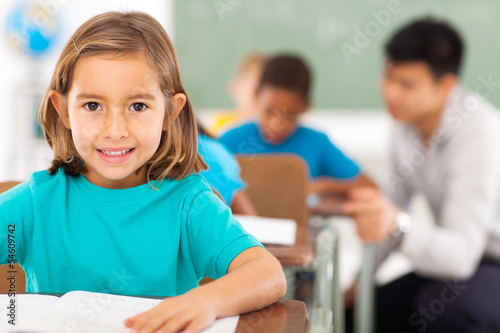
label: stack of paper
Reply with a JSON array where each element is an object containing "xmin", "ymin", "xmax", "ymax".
[{"xmin": 234, "ymin": 214, "xmax": 297, "ymax": 246}]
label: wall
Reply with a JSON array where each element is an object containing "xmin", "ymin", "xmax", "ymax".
[{"xmin": 0, "ymin": 0, "xmax": 173, "ymax": 181}]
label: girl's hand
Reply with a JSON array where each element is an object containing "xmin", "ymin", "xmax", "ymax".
[{"xmin": 124, "ymin": 292, "xmax": 217, "ymax": 333}]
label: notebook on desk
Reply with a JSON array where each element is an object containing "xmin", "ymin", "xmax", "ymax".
[
  {"xmin": 234, "ymin": 214, "xmax": 297, "ymax": 246},
  {"xmin": 0, "ymin": 290, "xmax": 239, "ymax": 333}
]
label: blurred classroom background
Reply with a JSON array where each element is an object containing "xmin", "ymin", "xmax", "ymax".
[{"xmin": 1, "ymin": 0, "xmax": 500, "ymax": 302}]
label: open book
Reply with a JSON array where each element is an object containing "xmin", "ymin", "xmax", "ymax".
[{"xmin": 0, "ymin": 290, "xmax": 239, "ymax": 333}]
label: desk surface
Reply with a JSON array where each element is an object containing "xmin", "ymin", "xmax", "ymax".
[
  {"xmin": 265, "ymin": 224, "xmax": 315, "ymax": 267},
  {"xmin": 18, "ymin": 293, "xmax": 308, "ymax": 333},
  {"xmin": 237, "ymin": 299, "xmax": 309, "ymax": 333}
]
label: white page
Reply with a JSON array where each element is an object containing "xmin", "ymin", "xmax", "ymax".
[
  {"xmin": 4, "ymin": 290, "xmax": 238, "ymax": 333},
  {"xmin": 0, "ymin": 294, "xmax": 59, "ymax": 328},
  {"xmin": 234, "ymin": 214, "xmax": 297, "ymax": 246}
]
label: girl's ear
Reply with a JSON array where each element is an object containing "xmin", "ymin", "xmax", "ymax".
[
  {"xmin": 163, "ymin": 93, "xmax": 187, "ymax": 131},
  {"xmin": 49, "ymin": 90, "xmax": 71, "ymax": 129}
]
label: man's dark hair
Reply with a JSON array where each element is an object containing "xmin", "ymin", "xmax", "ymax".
[
  {"xmin": 385, "ymin": 18, "xmax": 464, "ymax": 78},
  {"xmin": 257, "ymin": 54, "xmax": 312, "ymax": 99}
]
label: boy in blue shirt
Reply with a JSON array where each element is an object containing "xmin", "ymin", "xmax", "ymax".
[{"xmin": 220, "ymin": 54, "xmax": 373, "ymax": 198}]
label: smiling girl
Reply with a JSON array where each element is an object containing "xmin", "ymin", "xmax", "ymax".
[{"xmin": 0, "ymin": 11, "xmax": 286, "ymax": 333}]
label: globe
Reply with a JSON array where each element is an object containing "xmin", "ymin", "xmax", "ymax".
[{"xmin": 5, "ymin": 1, "xmax": 60, "ymax": 57}]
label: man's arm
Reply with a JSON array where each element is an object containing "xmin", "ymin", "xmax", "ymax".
[
  {"xmin": 342, "ymin": 128, "xmax": 500, "ymax": 279},
  {"xmin": 309, "ymin": 173, "xmax": 376, "ymax": 197}
]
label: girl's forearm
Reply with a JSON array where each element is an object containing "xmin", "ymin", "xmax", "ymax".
[{"xmin": 187, "ymin": 254, "xmax": 286, "ymax": 317}]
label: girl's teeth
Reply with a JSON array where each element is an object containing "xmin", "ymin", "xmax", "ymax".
[{"xmin": 101, "ymin": 149, "xmax": 130, "ymax": 156}]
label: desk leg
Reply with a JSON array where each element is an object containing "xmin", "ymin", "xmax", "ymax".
[
  {"xmin": 332, "ymin": 230, "xmax": 344, "ymax": 333},
  {"xmin": 314, "ymin": 226, "xmax": 343, "ymax": 333},
  {"xmin": 355, "ymin": 244, "xmax": 376, "ymax": 333},
  {"xmin": 284, "ymin": 266, "xmax": 297, "ymax": 300}
]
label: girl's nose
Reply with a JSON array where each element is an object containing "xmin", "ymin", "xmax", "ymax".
[{"xmin": 101, "ymin": 111, "xmax": 129, "ymax": 141}]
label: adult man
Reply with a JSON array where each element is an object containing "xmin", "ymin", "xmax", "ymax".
[{"xmin": 344, "ymin": 18, "xmax": 500, "ymax": 332}]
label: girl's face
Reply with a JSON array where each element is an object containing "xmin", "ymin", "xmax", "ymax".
[{"xmin": 52, "ymin": 55, "xmax": 183, "ymax": 189}]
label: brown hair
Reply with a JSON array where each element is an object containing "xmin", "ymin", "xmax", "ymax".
[
  {"xmin": 257, "ymin": 54, "xmax": 312, "ymax": 100},
  {"xmin": 38, "ymin": 11, "xmax": 207, "ymax": 182}
]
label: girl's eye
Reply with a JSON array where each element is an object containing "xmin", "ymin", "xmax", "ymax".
[
  {"xmin": 130, "ymin": 103, "xmax": 147, "ymax": 112},
  {"xmin": 84, "ymin": 102, "xmax": 102, "ymax": 112}
]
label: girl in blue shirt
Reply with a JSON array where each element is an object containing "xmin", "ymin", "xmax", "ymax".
[{"xmin": 0, "ymin": 11, "xmax": 286, "ymax": 333}]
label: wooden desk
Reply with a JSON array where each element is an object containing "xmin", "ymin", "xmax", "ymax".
[
  {"xmin": 237, "ymin": 299, "xmax": 308, "ymax": 333},
  {"xmin": 265, "ymin": 224, "xmax": 315, "ymax": 267}
]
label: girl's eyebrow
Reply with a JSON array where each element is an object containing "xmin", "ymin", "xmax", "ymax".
[
  {"xmin": 76, "ymin": 93, "xmax": 105, "ymax": 100},
  {"xmin": 75, "ymin": 93, "xmax": 156, "ymax": 100},
  {"xmin": 128, "ymin": 94, "xmax": 156, "ymax": 100}
]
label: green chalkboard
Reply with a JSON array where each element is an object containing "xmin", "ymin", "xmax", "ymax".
[{"xmin": 174, "ymin": 0, "xmax": 500, "ymax": 109}]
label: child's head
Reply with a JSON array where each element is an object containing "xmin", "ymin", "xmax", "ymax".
[
  {"xmin": 38, "ymin": 11, "xmax": 206, "ymax": 188},
  {"xmin": 254, "ymin": 54, "xmax": 311, "ymax": 145},
  {"xmin": 228, "ymin": 52, "xmax": 267, "ymax": 114}
]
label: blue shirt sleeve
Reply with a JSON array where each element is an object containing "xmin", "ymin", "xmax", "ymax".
[
  {"xmin": 319, "ymin": 134, "xmax": 361, "ymax": 179},
  {"xmin": 219, "ymin": 130, "xmax": 238, "ymax": 153},
  {"xmin": 198, "ymin": 136, "xmax": 246, "ymax": 205},
  {"xmin": 0, "ymin": 180, "xmax": 33, "ymax": 265},
  {"xmin": 183, "ymin": 189, "xmax": 263, "ymax": 279}
]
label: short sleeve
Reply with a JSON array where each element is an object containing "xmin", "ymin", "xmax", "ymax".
[
  {"xmin": 183, "ymin": 189, "xmax": 263, "ymax": 279},
  {"xmin": 0, "ymin": 180, "xmax": 34, "ymax": 265},
  {"xmin": 219, "ymin": 123, "xmax": 257, "ymax": 154},
  {"xmin": 219, "ymin": 132, "xmax": 238, "ymax": 153},
  {"xmin": 319, "ymin": 135, "xmax": 360, "ymax": 179}
]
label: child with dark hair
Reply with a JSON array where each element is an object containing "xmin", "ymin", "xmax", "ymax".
[{"xmin": 220, "ymin": 54, "xmax": 373, "ymax": 198}]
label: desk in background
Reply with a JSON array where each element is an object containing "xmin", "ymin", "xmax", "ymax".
[{"xmin": 265, "ymin": 224, "xmax": 314, "ymax": 267}]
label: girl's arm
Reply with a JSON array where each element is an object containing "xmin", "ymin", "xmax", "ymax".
[{"xmin": 125, "ymin": 246, "xmax": 285, "ymax": 333}]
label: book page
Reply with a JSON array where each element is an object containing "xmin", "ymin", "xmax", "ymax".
[
  {"xmin": 234, "ymin": 214, "xmax": 297, "ymax": 246},
  {"xmin": 0, "ymin": 294, "xmax": 59, "ymax": 328},
  {"xmin": 5, "ymin": 290, "xmax": 239, "ymax": 333}
]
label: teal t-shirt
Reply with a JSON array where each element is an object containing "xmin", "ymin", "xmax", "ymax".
[{"xmin": 0, "ymin": 169, "xmax": 263, "ymax": 296}]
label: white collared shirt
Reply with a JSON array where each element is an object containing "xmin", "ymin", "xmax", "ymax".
[{"xmin": 382, "ymin": 85, "xmax": 500, "ymax": 279}]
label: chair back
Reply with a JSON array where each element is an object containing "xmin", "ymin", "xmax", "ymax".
[
  {"xmin": 236, "ymin": 154, "xmax": 309, "ymax": 225},
  {"xmin": 0, "ymin": 181, "xmax": 26, "ymax": 294}
]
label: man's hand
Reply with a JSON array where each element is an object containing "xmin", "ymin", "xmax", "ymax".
[{"xmin": 341, "ymin": 187, "xmax": 399, "ymax": 243}]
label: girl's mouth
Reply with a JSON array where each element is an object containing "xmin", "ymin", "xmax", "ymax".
[{"xmin": 97, "ymin": 148, "xmax": 135, "ymax": 163}]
